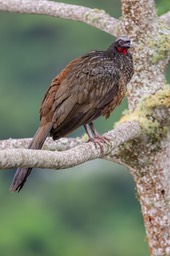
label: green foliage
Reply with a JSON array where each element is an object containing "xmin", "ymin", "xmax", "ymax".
[
  {"xmin": 1, "ymin": 166, "xmax": 148, "ymax": 256},
  {"xmin": 156, "ymin": 0, "xmax": 170, "ymax": 15}
]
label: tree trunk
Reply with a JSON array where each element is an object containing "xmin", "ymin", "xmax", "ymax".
[{"xmin": 119, "ymin": 1, "xmax": 170, "ymax": 254}]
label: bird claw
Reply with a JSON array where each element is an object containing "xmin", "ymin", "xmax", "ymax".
[{"xmin": 88, "ymin": 135, "xmax": 111, "ymax": 150}]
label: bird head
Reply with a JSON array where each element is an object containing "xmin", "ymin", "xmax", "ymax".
[
  {"xmin": 107, "ymin": 36, "xmax": 132, "ymax": 55},
  {"xmin": 115, "ymin": 36, "xmax": 132, "ymax": 48},
  {"xmin": 114, "ymin": 36, "xmax": 132, "ymax": 54}
]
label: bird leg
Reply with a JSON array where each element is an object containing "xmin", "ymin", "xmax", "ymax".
[
  {"xmin": 84, "ymin": 122, "xmax": 111, "ymax": 149},
  {"xmin": 89, "ymin": 122, "xmax": 111, "ymax": 144},
  {"xmin": 84, "ymin": 124, "xmax": 94, "ymax": 141}
]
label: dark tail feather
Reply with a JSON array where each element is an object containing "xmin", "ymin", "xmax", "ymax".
[
  {"xmin": 10, "ymin": 123, "xmax": 53, "ymax": 192},
  {"xmin": 10, "ymin": 167, "xmax": 33, "ymax": 192}
]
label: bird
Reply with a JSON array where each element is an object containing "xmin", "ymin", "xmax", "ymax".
[{"xmin": 10, "ymin": 36, "xmax": 134, "ymax": 192}]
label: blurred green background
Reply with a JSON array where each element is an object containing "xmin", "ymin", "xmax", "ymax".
[{"xmin": 0, "ymin": 0, "xmax": 169, "ymax": 256}]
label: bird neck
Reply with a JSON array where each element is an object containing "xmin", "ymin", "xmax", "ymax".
[
  {"xmin": 116, "ymin": 47, "xmax": 127, "ymax": 55},
  {"xmin": 106, "ymin": 44, "xmax": 129, "ymax": 57}
]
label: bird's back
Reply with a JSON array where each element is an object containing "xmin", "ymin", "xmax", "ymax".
[{"xmin": 40, "ymin": 48, "xmax": 133, "ymax": 140}]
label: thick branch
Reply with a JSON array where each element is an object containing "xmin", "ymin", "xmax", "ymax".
[
  {"xmin": 121, "ymin": 0, "xmax": 157, "ymax": 38},
  {"xmin": 0, "ymin": 0, "xmax": 120, "ymax": 36},
  {"xmin": 0, "ymin": 121, "xmax": 141, "ymax": 169},
  {"xmin": 120, "ymin": 1, "xmax": 170, "ymax": 111},
  {"xmin": 160, "ymin": 11, "xmax": 170, "ymax": 28},
  {"xmin": 0, "ymin": 136, "xmax": 84, "ymax": 151}
]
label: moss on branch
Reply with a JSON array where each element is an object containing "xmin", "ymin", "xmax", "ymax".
[
  {"xmin": 117, "ymin": 86, "xmax": 170, "ymax": 139},
  {"xmin": 148, "ymin": 32, "xmax": 170, "ymax": 64}
]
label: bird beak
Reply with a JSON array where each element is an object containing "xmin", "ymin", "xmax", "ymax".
[{"xmin": 124, "ymin": 41, "xmax": 132, "ymax": 48}]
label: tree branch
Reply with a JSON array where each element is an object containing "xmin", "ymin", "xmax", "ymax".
[
  {"xmin": 119, "ymin": 0, "xmax": 170, "ymax": 111},
  {"xmin": 121, "ymin": 0, "xmax": 157, "ymax": 38},
  {"xmin": 0, "ymin": 121, "xmax": 141, "ymax": 169},
  {"xmin": 0, "ymin": 0, "xmax": 120, "ymax": 36},
  {"xmin": 0, "ymin": 136, "xmax": 84, "ymax": 151},
  {"xmin": 160, "ymin": 11, "xmax": 170, "ymax": 28}
]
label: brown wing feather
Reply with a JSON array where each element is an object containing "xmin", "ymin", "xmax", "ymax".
[
  {"xmin": 40, "ymin": 57, "xmax": 80, "ymax": 126},
  {"xmin": 45, "ymin": 54, "xmax": 120, "ymax": 140}
]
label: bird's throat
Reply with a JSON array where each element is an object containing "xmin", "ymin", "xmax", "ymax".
[{"xmin": 117, "ymin": 47, "xmax": 127, "ymax": 55}]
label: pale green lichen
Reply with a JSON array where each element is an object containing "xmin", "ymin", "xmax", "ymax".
[
  {"xmin": 81, "ymin": 133, "xmax": 89, "ymax": 142},
  {"xmin": 83, "ymin": 8, "xmax": 107, "ymax": 23},
  {"xmin": 117, "ymin": 86, "xmax": 170, "ymax": 139},
  {"xmin": 148, "ymin": 33, "xmax": 170, "ymax": 64},
  {"xmin": 92, "ymin": 8, "xmax": 106, "ymax": 14}
]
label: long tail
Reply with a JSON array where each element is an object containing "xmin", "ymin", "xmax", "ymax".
[{"xmin": 10, "ymin": 123, "xmax": 53, "ymax": 192}]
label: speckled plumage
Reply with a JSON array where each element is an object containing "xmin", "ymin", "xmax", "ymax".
[{"xmin": 10, "ymin": 36, "xmax": 134, "ymax": 192}]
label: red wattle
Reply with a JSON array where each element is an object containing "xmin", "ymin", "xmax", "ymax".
[{"xmin": 117, "ymin": 47, "xmax": 127, "ymax": 55}]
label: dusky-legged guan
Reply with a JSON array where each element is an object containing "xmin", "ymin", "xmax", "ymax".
[{"xmin": 10, "ymin": 36, "xmax": 134, "ymax": 192}]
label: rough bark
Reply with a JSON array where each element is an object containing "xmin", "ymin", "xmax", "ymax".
[
  {"xmin": 0, "ymin": 0, "xmax": 170, "ymax": 255},
  {"xmin": 0, "ymin": 0, "xmax": 120, "ymax": 36},
  {"xmin": 118, "ymin": 1, "xmax": 170, "ymax": 255},
  {"xmin": 0, "ymin": 121, "xmax": 142, "ymax": 169}
]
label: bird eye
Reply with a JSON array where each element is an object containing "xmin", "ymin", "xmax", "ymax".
[{"xmin": 118, "ymin": 40, "xmax": 124, "ymax": 45}]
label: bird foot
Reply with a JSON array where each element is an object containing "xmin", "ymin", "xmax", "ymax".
[{"xmin": 88, "ymin": 135, "xmax": 111, "ymax": 150}]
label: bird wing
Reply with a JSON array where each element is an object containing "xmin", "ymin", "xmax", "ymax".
[
  {"xmin": 40, "ymin": 57, "xmax": 80, "ymax": 126},
  {"xmin": 40, "ymin": 54, "xmax": 119, "ymax": 139}
]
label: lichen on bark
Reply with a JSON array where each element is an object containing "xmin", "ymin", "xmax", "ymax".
[{"xmin": 117, "ymin": 86, "xmax": 170, "ymax": 140}]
